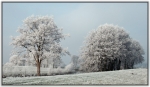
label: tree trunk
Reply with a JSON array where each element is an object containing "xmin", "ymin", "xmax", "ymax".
[
  {"xmin": 131, "ymin": 62, "xmax": 134, "ymax": 69},
  {"xmin": 37, "ymin": 61, "xmax": 41, "ymax": 76},
  {"xmin": 114, "ymin": 59, "xmax": 117, "ymax": 70},
  {"xmin": 117, "ymin": 60, "xmax": 121, "ymax": 70},
  {"xmin": 124, "ymin": 58, "xmax": 127, "ymax": 69}
]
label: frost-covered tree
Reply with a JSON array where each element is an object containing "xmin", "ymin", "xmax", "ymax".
[
  {"xmin": 40, "ymin": 44, "xmax": 69, "ymax": 68},
  {"xmin": 79, "ymin": 24, "xmax": 145, "ymax": 72},
  {"xmin": 49, "ymin": 44, "xmax": 69, "ymax": 68},
  {"xmin": 9, "ymin": 55, "xmax": 20, "ymax": 66},
  {"xmin": 11, "ymin": 15, "xmax": 70, "ymax": 76},
  {"xmin": 71, "ymin": 55, "xmax": 79, "ymax": 70},
  {"xmin": 124, "ymin": 39, "xmax": 144, "ymax": 69},
  {"xmin": 3, "ymin": 63, "xmax": 13, "ymax": 77},
  {"xmin": 4, "ymin": 62, "xmax": 14, "ymax": 67},
  {"xmin": 65, "ymin": 55, "xmax": 79, "ymax": 73}
]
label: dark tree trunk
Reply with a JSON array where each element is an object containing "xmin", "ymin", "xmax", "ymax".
[
  {"xmin": 114, "ymin": 59, "xmax": 117, "ymax": 70},
  {"xmin": 110, "ymin": 60, "xmax": 114, "ymax": 71},
  {"xmin": 117, "ymin": 59, "xmax": 121, "ymax": 70},
  {"xmin": 37, "ymin": 61, "xmax": 41, "ymax": 76},
  {"xmin": 124, "ymin": 58, "xmax": 127, "ymax": 69},
  {"xmin": 131, "ymin": 62, "xmax": 134, "ymax": 69}
]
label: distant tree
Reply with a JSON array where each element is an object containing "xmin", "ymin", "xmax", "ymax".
[
  {"xmin": 9, "ymin": 55, "xmax": 20, "ymax": 66},
  {"xmin": 65, "ymin": 55, "xmax": 79, "ymax": 73},
  {"xmin": 49, "ymin": 44, "xmax": 70, "ymax": 68},
  {"xmin": 3, "ymin": 62, "xmax": 14, "ymax": 77},
  {"xmin": 125, "ymin": 40, "xmax": 144, "ymax": 69},
  {"xmin": 10, "ymin": 15, "xmax": 70, "ymax": 76},
  {"xmin": 4, "ymin": 62, "xmax": 14, "ymax": 67},
  {"xmin": 71, "ymin": 55, "xmax": 79, "ymax": 70},
  {"xmin": 79, "ymin": 24, "xmax": 145, "ymax": 72},
  {"xmin": 40, "ymin": 45, "xmax": 69, "ymax": 68},
  {"xmin": 41, "ymin": 58, "xmax": 49, "ymax": 68}
]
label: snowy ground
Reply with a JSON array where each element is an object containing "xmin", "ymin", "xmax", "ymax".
[{"xmin": 2, "ymin": 68, "xmax": 147, "ymax": 85}]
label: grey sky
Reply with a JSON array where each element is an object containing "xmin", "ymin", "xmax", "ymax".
[{"xmin": 3, "ymin": 3, "xmax": 147, "ymax": 66}]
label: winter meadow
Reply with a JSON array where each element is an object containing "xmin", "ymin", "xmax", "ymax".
[{"xmin": 3, "ymin": 3, "xmax": 147, "ymax": 85}]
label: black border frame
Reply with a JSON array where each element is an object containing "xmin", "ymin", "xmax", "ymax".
[{"xmin": 1, "ymin": 1, "xmax": 149, "ymax": 86}]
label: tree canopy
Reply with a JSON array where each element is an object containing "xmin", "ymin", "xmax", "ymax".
[
  {"xmin": 79, "ymin": 24, "xmax": 145, "ymax": 72},
  {"xmin": 10, "ymin": 15, "xmax": 70, "ymax": 76}
]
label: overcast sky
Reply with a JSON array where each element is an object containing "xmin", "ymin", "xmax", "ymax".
[{"xmin": 3, "ymin": 3, "xmax": 147, "ymax": 66}]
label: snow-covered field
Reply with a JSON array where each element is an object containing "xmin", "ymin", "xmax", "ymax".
[{"xmin": 3, "ymin": 68, "xmax": 147, "ymax": 85}]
